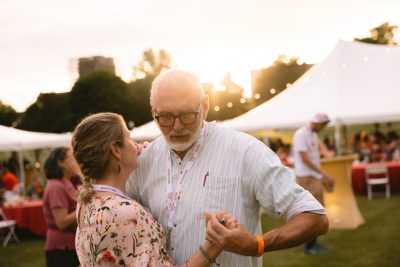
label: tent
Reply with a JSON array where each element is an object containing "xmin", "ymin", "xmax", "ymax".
[
  {"xmin": 0, "ymin": 125, "xmax": 72, "ymax": 191},
  {"xmin": 131, "ymin": 121, "xmax": 161, "ymax": 142},
  {"xmin": 220, "ymin": 40, "xmax": 400, "ymax": 131},
  {"xmin": 0, "ymin": 125, "xmax": 71, "ymax": 152}
]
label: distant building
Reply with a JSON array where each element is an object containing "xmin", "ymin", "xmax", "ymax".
[{"xmin": 78, "ymin": 56, "xmax": 115, "ymax": 77}]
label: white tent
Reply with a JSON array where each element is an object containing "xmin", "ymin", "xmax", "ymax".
[
  {"xmin": 131, "ymin": 121, "xmax": 161, "ymax": 142},
  {"xmin": 0, "ymin": 125, "xmax": 71, "ymax": 152},
  {"xmin": 0, "ymin": 125, "xmax": 72, "ymax": 191},
  {"xmin": 220, "ymin": 40, "xmax": 400, "ymax": 131}
]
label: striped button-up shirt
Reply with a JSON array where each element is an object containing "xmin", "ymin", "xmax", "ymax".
[{"xmin": 127, "ymin": 122, "xmax": 325, "ymax": 266}]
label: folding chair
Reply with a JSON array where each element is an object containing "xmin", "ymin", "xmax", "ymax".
[
  {"xmin": 365, "ymin": 164, "xmax": 391, "ymax": 200},
  {"xmin": 0, "ymin": 208, "xmax": 19, "ymax": 247}
]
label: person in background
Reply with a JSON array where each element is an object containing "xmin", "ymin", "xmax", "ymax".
[
  {"xmin": 73, "ymin": 112, "xmax": 234, "ymax": 267},
  {"xmin": 1, "ymin": 162, "xmax": 20, "ymax": 191},
  {"xmin": 7, "ymin": 152, "xmax": 20, "ymax": 177},
  {"xmin": 0, "ymin": 173, "xmax": 5, "ymax": 203},
  {"xmin": 127, "ymin": 70, "xmax": 329, "ymax": 266},
  {"xmin": 42, "ymin": 147, "xmax": 80, "ymax": 267},
  {"xmin": 292, "ymin": 112, "xmax": 335, "ymax": 255}
]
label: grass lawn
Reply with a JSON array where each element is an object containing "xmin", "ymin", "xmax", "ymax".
[
  {"xmin": 262, "ymin": 195, "xmax": 400, "ymax": 267},
  {"xmin": 1, "ymin": 195, "xmax": 399, "ymax": 267}
]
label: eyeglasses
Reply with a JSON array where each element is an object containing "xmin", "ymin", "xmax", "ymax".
[{"xmin": 154, "ymin": 107, "xmax": 201, "ymax": 127}]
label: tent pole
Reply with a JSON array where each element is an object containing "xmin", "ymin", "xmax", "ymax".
[
  {"xmin": 334, "ymin": 120, "xmax": 342, "ymax": 156},
  {"xmin": 18, "ymin": 151, "xmax": 26, "ymax": 195}
]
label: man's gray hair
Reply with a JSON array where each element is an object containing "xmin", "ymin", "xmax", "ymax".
[{"xmin": 150, "ymin": 70, "xmax": 205, "ymax": 107}]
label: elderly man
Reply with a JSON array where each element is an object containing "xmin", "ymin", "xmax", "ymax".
[
  {"xmin": 127, "ymin": 70, "xmax": 328, "ymax": 266},
  {"xmin": 293, "ymin": 113, "xmax": 335, "ymax": 255}
]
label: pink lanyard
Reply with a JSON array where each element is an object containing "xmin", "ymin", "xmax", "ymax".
[
  {"xmin": 166, "ymin": 123, "xmax": 208, "ymax": 229},
  {"xmin": 92, "ymin": 184, "xmax": 131, "ymax": 200}
]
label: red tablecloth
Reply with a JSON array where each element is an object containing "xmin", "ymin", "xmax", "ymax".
[
  {"xmin": 351, "ymin": 162, "xmax": 400, "ymax": 195},
  {"xmin": 1, "ymin": 200, "xmax": 47, "ymax": 237}
]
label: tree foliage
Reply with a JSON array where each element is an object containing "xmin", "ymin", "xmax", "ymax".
[
  {"xmin": 69, "ymin": 71, "xmax": 136, "ymax": 129},
  {"xmin": 355, "ymin": 22, "xmax": 398, "ymax": 45},
  {"xmin": 127, "ymin": 76, "xmax": 153, "ymax": 127},
  {"xmin": 205, "ymin": 74, "xmax": 252, "ymax": 121},
  {"xmin": 133, "ymin": 49, "xmax": 172, "ymax": 80},
  {"xmin": 0, "ymin": 101, "xmax": 18, "ymax": 126},
  {"xmin": 18, "ymin": 93, "xmax": 71, "ymax": 132},
  {"xmin": 251, "ymin": 55, "xmax": 312, "ymax": 106}
]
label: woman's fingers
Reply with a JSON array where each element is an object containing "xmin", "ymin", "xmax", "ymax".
[{"xmin": 226, "ymin": 216, "xmax": 238, "ymax": 229}]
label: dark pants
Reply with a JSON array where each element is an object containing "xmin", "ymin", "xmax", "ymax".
[{"xmin": 46, "ymin": 249, "xmax": 79, "ymax": 267}]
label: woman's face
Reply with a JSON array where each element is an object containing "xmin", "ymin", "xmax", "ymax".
[
  {"xmin": 58, "ymin": 149, "xmax": 79, "ymax": 179},
  {"xmin": 119, "ymin": 125, "xmax": 139, "ymax": 174}
]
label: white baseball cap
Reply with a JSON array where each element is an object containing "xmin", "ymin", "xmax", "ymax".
[{"xmin": 311, "ymin": 113, "xmax": 330, "ymax": 124}]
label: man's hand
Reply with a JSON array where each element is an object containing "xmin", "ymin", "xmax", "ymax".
[
  {"xmin": 205, "ymin": 213, "xmax": 258, "ymax": 256},
  {"xmin": 322, "ymin": 174, "xmax": 334, "ymax": 192}
]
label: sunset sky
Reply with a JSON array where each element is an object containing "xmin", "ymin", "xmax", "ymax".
[{"xmin": 1, "ymin": 0, "xmax": 399, "ymax": 111}]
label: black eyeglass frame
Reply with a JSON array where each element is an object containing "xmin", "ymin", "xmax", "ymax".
[{"xmin": 153, "ymin": 106, "xmax": 201, "ymax": 127}]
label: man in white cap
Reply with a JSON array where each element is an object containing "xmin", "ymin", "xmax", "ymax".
[{"xmin": 292, "ymin": 112, "xmax": 335, "ymax": 254}]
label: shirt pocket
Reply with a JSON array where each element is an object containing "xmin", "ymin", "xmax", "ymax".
[{"xmin": 196, "ymin": 176, "xmax": 239, "ymax": 218}]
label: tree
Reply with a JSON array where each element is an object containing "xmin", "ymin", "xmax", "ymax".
[
  {"xmin": 205, "ymin": 74, "xmax": 252, "ymax": 121},
  {"xmin": 69, "ymin": 71, "xmax": 135, "ymax": 129},
  {"xmin": 18, "ymin": 92, "xmax": 71, "ymax": 132},
  {"xmin": 133, "ymin": 49, "xmax": 172, "ymax": 80},
  {"xmin": 252, "ymin": 55, "xmax": 312, "ymax": 106},
  {"xmin": 127, "ymin": 77, "xmax": 154, "ymax": 127},
  {"xmin": 355, "ymin": 22, "xmax": 398, "ymax": 45},
  {"xmin": 0, "ymin": 101, "xmax": 18, "ymax": 126}
]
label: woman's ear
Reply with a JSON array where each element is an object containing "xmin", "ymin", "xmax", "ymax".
[{"xmin": 110, "ymin": 143, "xmax": 122, "ymax": 160}]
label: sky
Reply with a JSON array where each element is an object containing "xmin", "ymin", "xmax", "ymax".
[{"xmin": 0, "ymin": 0, "xmax": 399, "ymax": 112}]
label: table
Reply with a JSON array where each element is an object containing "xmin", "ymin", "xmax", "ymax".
[
  {"xmin": 351, "ymin": 161, "xmax": 400, "ymax": 195},
  {"xmin": 1, "ymin": 200, "xmax": 47, "ymax": 237},
  {"xmin": 321, "ymin": 155, "xmax": 364, "ymax": 229}
]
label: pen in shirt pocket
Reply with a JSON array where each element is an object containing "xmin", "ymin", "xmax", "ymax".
[{"xmin": 203, "ymin": 172, "xmax": 209, "ymax": 187}]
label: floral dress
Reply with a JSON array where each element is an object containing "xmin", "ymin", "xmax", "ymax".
[{"xmin": 75, "ymin": 195, "xmax": 176, "ymax": 267}]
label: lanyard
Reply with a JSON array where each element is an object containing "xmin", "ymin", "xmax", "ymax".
[
  {"xmin": 92, "ymin": 184, "xmax": 132, "ymax": 200},
  {"xmin": 166, "ymin": 123, "xmax": 208, "ymax": 229}
]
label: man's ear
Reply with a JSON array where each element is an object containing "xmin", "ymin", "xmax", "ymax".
[{"xmin": 110, "ymin": 143, "xmax": 122, "ymax": 160}]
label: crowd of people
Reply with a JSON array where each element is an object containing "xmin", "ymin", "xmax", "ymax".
[{"xmin": 352, "ymin": 123, "xmax": 400, "ymax": 162}]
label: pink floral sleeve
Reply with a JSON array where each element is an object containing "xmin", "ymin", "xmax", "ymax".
[{"xmin": 76, "ymin": 196, "xmax": 176, "ymax": 267}]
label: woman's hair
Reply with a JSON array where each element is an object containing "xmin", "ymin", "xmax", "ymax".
[
  {"xmin": 72, "ymin": 112, "xmax": 125, "ymax": 204},
  {"xmin": 44, "ymin": 147, "xmax": 69, "ymax": 180}
]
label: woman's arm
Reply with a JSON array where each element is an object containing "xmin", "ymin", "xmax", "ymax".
[{"xmin": 51, "ymin": 207, "xmax": 77, "ymax": 231}]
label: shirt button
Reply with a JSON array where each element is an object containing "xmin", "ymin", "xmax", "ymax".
[
  {"xmin": 174, "ymin": 223, "xmax": 177, "ymax": 227},
  {"xmin": 171, "ymin": 248, "xmax": 174, "ymax": 251}
]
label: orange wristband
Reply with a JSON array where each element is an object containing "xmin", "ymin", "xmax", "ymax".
[{"xmin": 256, "ymin": 235, "xmax": 264, "ymax": 257}]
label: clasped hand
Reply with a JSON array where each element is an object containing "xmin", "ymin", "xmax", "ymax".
[{"xmin": 204, "ymin": 211, "xmax": 258, "ymax": 256}]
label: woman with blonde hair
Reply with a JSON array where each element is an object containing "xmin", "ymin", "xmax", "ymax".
[{"xmin": 73, "ymin": 112, "xmax": 231, "ymax": 267}]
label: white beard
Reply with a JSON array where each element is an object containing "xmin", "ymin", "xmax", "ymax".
[{"xmin": 165, "ymin": 125, "xmax": 201, "ymax": 152}]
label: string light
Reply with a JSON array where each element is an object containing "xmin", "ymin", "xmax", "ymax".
[
  {"xmin": 270, "ymin": 88, "xmax": 276, "ymax": 94},
  {"xmin": 227, "ymin": 102, "xmax": 233, "ymax": 108},
  {"xmin": 254, "ymin": 93, "xmax": 260, "ymax": 99},
  {"xmin": 214, "ymin": 106, "xmax": 220, "ymax": 112},
  {"xmin": 240, "ymin": 97, "xmax": 246, "ymax": 104}
]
